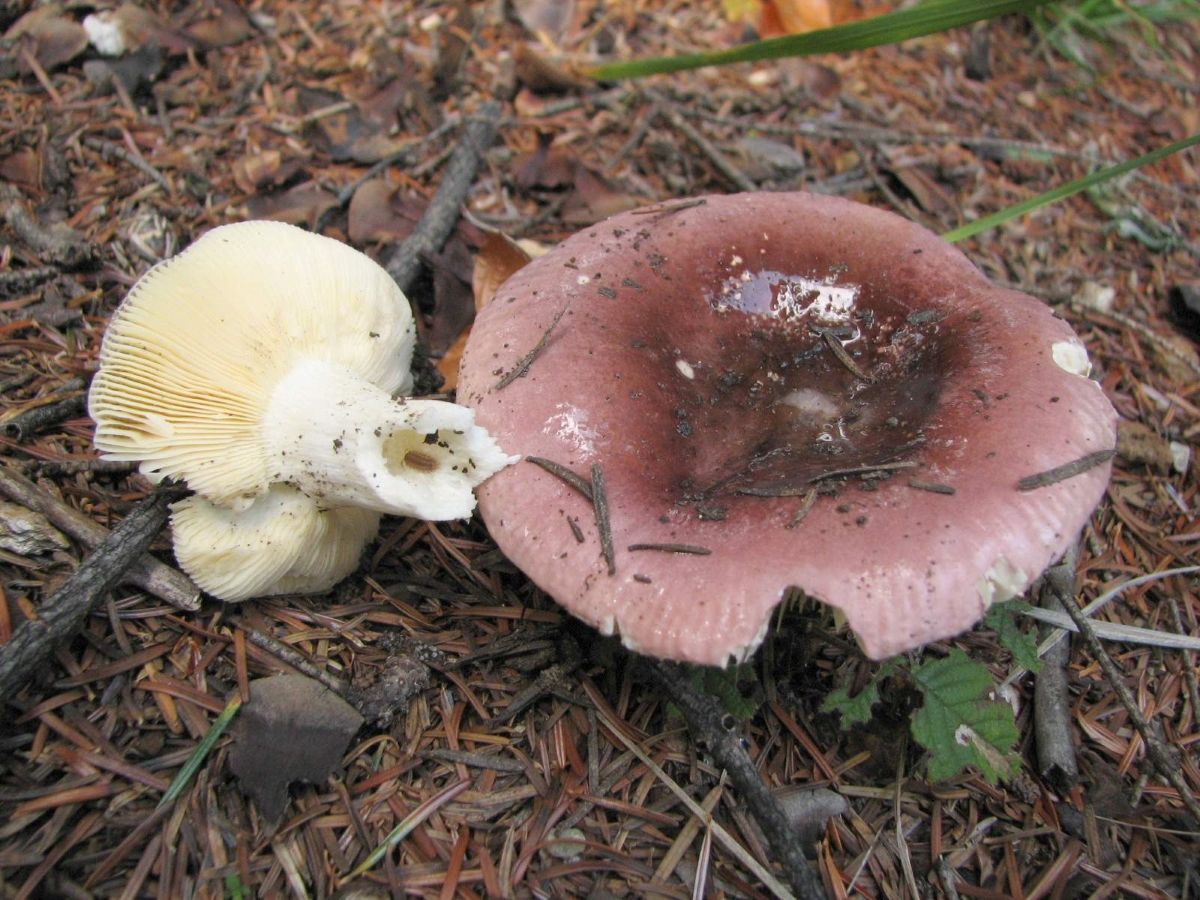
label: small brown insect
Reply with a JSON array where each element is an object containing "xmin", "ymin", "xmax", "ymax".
[{"xmin": 403, "ymin": 450, "xmax": 439, "ymax": 472}]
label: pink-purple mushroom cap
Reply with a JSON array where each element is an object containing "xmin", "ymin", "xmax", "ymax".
[{"xmin": 457, "ymin": 193, "xmax": 1118, "ymax": 665}]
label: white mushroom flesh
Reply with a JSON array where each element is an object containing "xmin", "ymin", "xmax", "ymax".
[{"xmin": 262, "ymin": 359, "xmax": 519, "ymax": 519}]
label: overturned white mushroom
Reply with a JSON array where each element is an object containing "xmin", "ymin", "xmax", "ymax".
[
  {"xmin": 171, "ymin": 486, "xmax": 381, "ymax": 601},
  {"xmin": 89, "ymin": 220, "xmax": 515, "ymax": 519}
]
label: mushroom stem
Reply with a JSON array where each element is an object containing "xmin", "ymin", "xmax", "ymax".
[{"xmin": 263, "ymin": 359, "xmax": 517, "ymax": 519}]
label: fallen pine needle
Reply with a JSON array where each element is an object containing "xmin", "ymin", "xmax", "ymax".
[
  {"xmin": 344, "ymin": 779, "xmax": 470, "ymax": 881},
  {"xmin": 593, "ymin": 704, "xmax": 795, "ymax": 900}
]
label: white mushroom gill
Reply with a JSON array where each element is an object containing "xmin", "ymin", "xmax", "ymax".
[
  {"xmin": 263, "ymin": 359, "xmax": 519, "ymax": 519},
  {"xmin": 171, "ymin": 485, "xmax": 381, "ymax": 601}
]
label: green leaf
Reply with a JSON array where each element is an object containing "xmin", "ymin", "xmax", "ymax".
[
  {"xmin": 909, "ymin": 650, "xmax": 1018, "ymax": 783},
  {"xmin": 942, "ymin": 131, "xmax": 1200, "ymax": 242},
  {"xmin": 985, "ymin": 601, "xmax": 1043, "ymax": 673},
  {"xmin": 687, "ymin": 663, "xmax": 762, "ymax": 721},
  {"xmin": 821, "ymin": 661, "xmax": 895, "ymax": 727},
  {"xmin": 587, "ymin": 0, "xmax": 1061, "ymax": 80}
]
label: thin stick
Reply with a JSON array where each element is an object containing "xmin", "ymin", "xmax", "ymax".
[
  {"xmin": 627, "ymin": 543, "xmax": 712, "ymax": 556},
  {"xmin": 1032, "ymin": 547, "xmax": 1079, "ymax": 788},
  {"xmin": 908, "ymin": 479, "xmax": 956, "ymax": 495},
  {"xmin": 646, "ymin": 91, "xmax": 758, "ymax": 193},
  {"xmin": 0, "ymin": 485, "xmax": 183, "ymax": 702},
  {"xmin": 646, "ymin": 661, "xmax": 826, "ymax": 900},
  {"xmin": 821, "ymin": 331, "xmax": 874, "ymax": 382},
  {"xmin": 384, "ymin": 101, "xmax": 502, "ymax": 295},
  {"xmin": 1016, "ymin": 448, "xmax": 1115, "ymax": 491},
  {"xmin": 591, "ymin": 464, "xmax": 616, "ymax": 576},
  {"xmin": 1059, "ymin": 591, "xmax": 1200, "ymax": 826},
  {"xmin": 594, "ymin": 704, "xmax": 795, "ymax": 899},
  {"xmin": 0, "ymin": 466, "xmax": 199, "ymax": 610},
  {"xmin": 242, "ymin": 627, "xmax": 350, "ymax": 696},
  {"xmin": 525, "ymin": 455, "xmax": 592, "ymax": 500},
  {"xmin": 494, "ymin": 304, "xmax": 569, "ymax": 390}
]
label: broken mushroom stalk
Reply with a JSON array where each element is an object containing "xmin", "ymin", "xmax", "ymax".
[
  {"xmin": 89, "ymin": 220, "xmax": 516, "ymax": 600},
  {"xmin": 458, "ymin": 192, "xmax": 1118, "ymax": 665}
]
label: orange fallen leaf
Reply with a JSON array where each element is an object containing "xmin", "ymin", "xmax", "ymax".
[{"xmin": 473, "ymin": 231, "xmax": 532, "ymax": 311}]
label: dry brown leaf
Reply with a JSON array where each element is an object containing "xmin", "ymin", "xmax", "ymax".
[
  {"xmin": 4, "ymin": 7, "xmax": 89, "ymax": 72},
  {"xmin": 513, "ymin": 43, "xmax": 590, "ymax": 94},
  {"xmin": 514, "ymin": 132, "xmax": 577, "ymax": 191},
  {"xmin": 562, "ymin": 166, "xmax": 641, "ymax": 225},
  {"xmin": 473, "ymin": 231, "xmax": 532, "ymax": 312},
  {"xmin": 184, "ymin": 0, "xmax": 253, "ymax": 49},
  {"xmin": 347, "ymin": 179, "xmax": 424, "ymax": 245},
  {"xmin": 759, "ymin": 0, "xmax": 832, "ymax": 37},
  {"xmin": 512, "ymin": 0, "xmax": 577, "ymax": 43},
  {"xmin": 244, "ymin": 183, "xmax": 338, "ymax": 228}
]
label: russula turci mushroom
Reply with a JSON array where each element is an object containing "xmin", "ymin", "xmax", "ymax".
[
  {"xmin": 90, "ymin": 220, "xmax": 516, "ymax": 600},
  {"xmin": 171, "ymin": 486, "xmax": 381, "ymax": 601},
  {"xmin": 457, "ymin": 193, "xmax": 1118, "ymax": 664},
  {"xmin": 90, "ymin": 220, "xmax": 514, "ymax": 518}
]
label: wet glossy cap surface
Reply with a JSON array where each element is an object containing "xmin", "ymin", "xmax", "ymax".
[{"xmin": 458, "ymin": 193, "xmax": 1118, "ymax": 663}]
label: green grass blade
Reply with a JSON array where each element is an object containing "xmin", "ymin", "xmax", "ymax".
[
  {"xmin": 942, "ymin": 131, "xmax": 1200, "ymax": 243},
  {"xmin": 344, "ymin": 779, "xmax": 471, "ymax": 881},
  {"xmin": 157, "ymin": 695, "xmax": 242, "ymax": 809},
  {"xmin": 587, "ymin": 0, "xmax": 1061, "ymax": 80}
]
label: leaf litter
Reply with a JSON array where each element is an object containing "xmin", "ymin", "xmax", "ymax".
[{"xmin": 0, "ymin": 0, "xmax": 1197, "ymax": 897}]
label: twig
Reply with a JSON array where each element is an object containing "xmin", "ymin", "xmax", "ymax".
[
  {"xmin": 646, "ymin": 661, "xmax": 826, "ymax": 900},
  {"xmin": 645, "ymin": 90, "xmax": 758, "ymax": 193},
  {"xmin": 384, "ymin": 101, "xmax": 502, "ymax": 295},
  {"xmin": 1017, "ymin": 607, "xmax": 1200, "ymax": 651},
  {"xmin": 525, "ymin": 456, "xmax": 592, "ymax": 500},
  {"xmin": 1016, "ymin": 449, "xmax": 1115, "ymax": 491},
  {"xmin": 82, "ymin": 136, "xmax": 171, "ymax": 193},
  {"xmin": 0, "ymin": 466, "xmax": 199, "ymax": 610},
  {"xmin": 1165, "ymin": 596, "xmax": 1200, "ymax": 731},
  {"xmin": 3, "ymin": 393, "xmax": 86, "ymax": 441},
  {"xmin": 1059, "ymin": 591, "xmax": 1200, "ymax": 826},
  {"xmin": 627, "ymin": 543, "xmax": 712, "ymax": 556},
  {"xmin": 1033, "ymin": 546, "xmax": 1079, "ymax": 790},
  {"xmin": 1, "ymin": 185, "xmax": 97, "ymax": 269},
  {"xmin": 0, "ymin": 266, "xmax": 57, "ymax": 293},
  {"xmin": 242, "ymin": 626, "xmax": 350, "ymax": 697},
  {"xmin": 494, "ymin": 304, "xmax": 569, "ymax": 390},
  {"xmin": 591, "ymin": 464, "xmax": 616, "ymax": 576},
  {"xmin": 594, "ymin": 699, "xmax": 796, "ymax": 900},
  {"xmin": 821, "ymin": 330, "xmax": 874, "ymax": 382},
  {"xmin": 0, "ymin": 485, "xmax": 183, "ymax": 702}
]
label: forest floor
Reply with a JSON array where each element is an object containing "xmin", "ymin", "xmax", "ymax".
[{"xmin": 1, "ymin": 1, "xmax": 1198, "ymax": 897}]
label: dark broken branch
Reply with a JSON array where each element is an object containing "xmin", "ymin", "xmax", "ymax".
[
  {"xmin": 0, "ymin": 485, "xmax": 182, "ymax": 702},
  {"xmin": 1033, "ymin": 545, "xmax": 1079, "ymax": 791},
  {"xmin": 646, "ymin": 660, "xmax": 827, "ymax": 900},
  {"xmin": 384, "ymin": 101, "xmax": 502, "ymax": 296},
  {"xmin": 0, "ymin": 466, "xmax": 199, "ymax": 610}
]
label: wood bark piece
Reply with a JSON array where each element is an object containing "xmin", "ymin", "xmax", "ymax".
[
  {"xmin": 647, "ymin": 661, "xmax": 826, "ymax": 900},
  {"xmin": 384, "ymin": 101, "xmax": 502, "ymax": 296},
  {"xmin": 0, "ymin": 485, "xmax": 182, "ymax": 702},
  {"xmin": 1033, "ymin": 547, "xmax": 1079, "ymax": 791},
  {"xmin": 0, "ymin": 466, "xmax": 199, "ymax": 610}
]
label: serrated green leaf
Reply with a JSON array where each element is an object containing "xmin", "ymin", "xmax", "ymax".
[
  {"xmin": 821, "ymin": 661, "xmax": 894, "ymax": 727},
  {"xmin": 822, "ymin": 680, "xmax": 881, "ymax": 727},
  {"xmin": 687, "ymin": 663, "xmax": 762, "ymax": 721},
  {"xmin": 985, "ymin": 601, "xmax": 1043, "ymax": 673},
  {"xmin": 910, "ymin": 650, "xmax": 1018, "ymax": 784}
]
